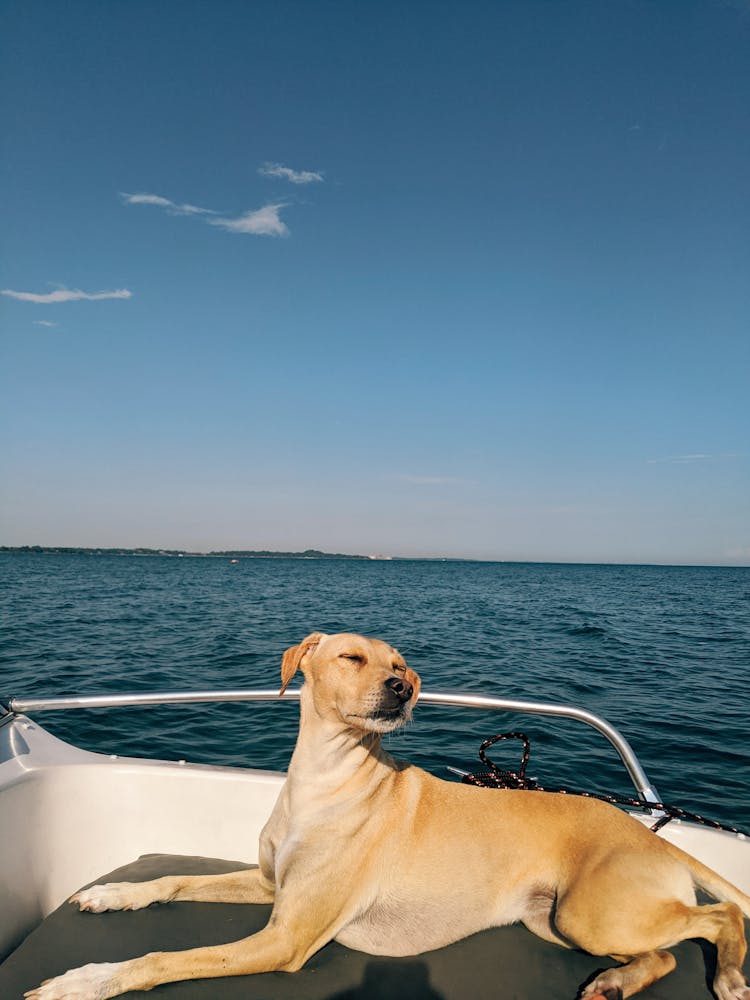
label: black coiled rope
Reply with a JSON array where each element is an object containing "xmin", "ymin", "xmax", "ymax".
[{"xmin": 461, "ymin": 732, "xmax": 749, "ymax": 837}]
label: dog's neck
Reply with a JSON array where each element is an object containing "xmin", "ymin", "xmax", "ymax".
[{"xmin": 286, "ymin": 686, "xmax": 399, "ymax": 801}]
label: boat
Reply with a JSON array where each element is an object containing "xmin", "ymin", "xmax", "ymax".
[{"xmin": 1, "ymin": 688, "xmax": 748, "ymax": 998}]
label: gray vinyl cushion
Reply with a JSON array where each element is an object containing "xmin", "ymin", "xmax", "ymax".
[{"xmin": 0, "ymin": 854, "xmax": 745, "ymax": 999}]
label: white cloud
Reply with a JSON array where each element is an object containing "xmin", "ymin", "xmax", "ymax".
[
  {"xmin": 259, "ymin": 162, "xmax": 323, "ymax": 185},
  {"xmin": 33, "ymin": 320, "xmax": 58, "ymax": 327},
  {"xmin": 120, "ymin": 192, "xmax": 217, "ymax": 215},
  {"xmin": 646, "ymin": 453, "xmax": 744, "ymax": 465},
  {"xmin": 647, "ymin": 453, "xmax": 714, "ymax": 464},
  {"xmin": 122, "ymin": 190, "xmax": 289, "ymax": 236},
  {"xmin": 389, "ymin": 474, "xmax": 475, "ymax": 487},
  {"xmin": 1, "ymin": 287, "xmax": 133, "ymax": 304},
  {"xmin": 209, "ymin": 204, "xmax": 289, "ymax": 237}
]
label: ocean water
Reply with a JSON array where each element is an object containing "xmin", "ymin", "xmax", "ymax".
[{"xmin": 1, "ymin": 554, "xmax": 748, "ymax": 829}]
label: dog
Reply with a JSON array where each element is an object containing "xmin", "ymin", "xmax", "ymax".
[{"xmin": 27, "ymin": 631, "xmax": 750, "ymax": 1000}]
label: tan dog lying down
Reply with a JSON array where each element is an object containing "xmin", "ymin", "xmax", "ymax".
[{"xmin": 28, "ymin": 632, "xmax": 750, "ymax": 1000}]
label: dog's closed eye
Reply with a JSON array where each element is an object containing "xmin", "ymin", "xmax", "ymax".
[{"xmin": 340, "ymin": 653, "xmax": 365, "ymax": 664}]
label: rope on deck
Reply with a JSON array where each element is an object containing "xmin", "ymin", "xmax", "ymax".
[{"xmin": 461, "ymin": 732, "xmax": 749, "ymax": 837}]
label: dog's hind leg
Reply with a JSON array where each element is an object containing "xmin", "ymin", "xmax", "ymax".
[
  {"xmin": 688, "ymin": 901, "xmax": 749, "ymax": 1000},
  {"xmin": 580, "ymin": 950, "xmax": 677, "ymax": 999},
  {"xmin": 580, "ymin": 900, "xmax": 750, "ymax": 1000},
  {"xmin": 72, "ymin": 867, "xmax": 275, "ymax": 912},
  {"xmin": 560, "ymin": 892, "xmax": 748, "ymax": 1000}
]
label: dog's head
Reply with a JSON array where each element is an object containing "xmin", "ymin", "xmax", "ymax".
[{"xmin": 279, "ymin": 631, "xmax": 421, "ymax": 733}]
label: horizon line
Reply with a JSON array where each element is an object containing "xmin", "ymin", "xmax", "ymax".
[{"xmin": 1, "ymin": 545, "xmax": 747, "ymax": 570}]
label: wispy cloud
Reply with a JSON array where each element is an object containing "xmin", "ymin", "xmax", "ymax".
[
  {"xmin": 647, "ymin": 453, "xmax": 714, "ymax": 465},
  {"xmin": 122, "ymin": 190, "xmax": 289, "ymax": 236},
  {"xmin": 1, "ymin": 287, "xmax": 133, "ymax": 304},
  {"xmin": 120, "ymin": 192, "xmax": 217, "ymax": 216},
  {"xmin": 209, "ymin": 203, "xmax": 289, "ymax": 237},
  {"xmin": 389, "ymin": 474, "xmax": 475, "ymax": 487},
  {"xmin": 259, "ymin": 162, "xmax": 323, "ymax": 185},
  {"xmin": 647, "ymin": 453, "xmax": 743, "ymax": 465},
  {"xmin": 33, "ymin": 320, "xmax": 58, "ymax": 327}
]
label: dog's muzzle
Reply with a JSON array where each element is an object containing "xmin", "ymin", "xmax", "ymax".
[
  {"xmin": 351, "ymin": 676, "xmax": 416, "ymax": 731},
  {"xmin": 384, "ymin": 676, "xmax": 414, "ymax": 705}
]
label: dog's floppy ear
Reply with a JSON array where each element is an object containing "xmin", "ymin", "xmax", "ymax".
[{"xmin": 279, "ymin": 632, "xmax": 327, "ymax": 696}]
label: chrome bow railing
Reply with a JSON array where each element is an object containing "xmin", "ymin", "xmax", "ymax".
[{"xmin": 2, "ymin": 688, "xmax": 661, "ymax": 805}]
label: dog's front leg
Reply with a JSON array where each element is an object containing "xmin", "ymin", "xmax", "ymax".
[
  {"xmin": 72, "ymin": 867, "xmax": 274, "ymax": 911},
  {"xmin": 24, "ymin": 923, "xmax": 301, "ymax": 1000},
  {"xmin": 26, "ymin": 885, "xmax": 348, "ymax": 1000}
]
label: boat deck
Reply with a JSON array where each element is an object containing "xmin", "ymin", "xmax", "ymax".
[{"xmin": 1, "ymin": 854, "xmax": 747, "ymax": 1000}]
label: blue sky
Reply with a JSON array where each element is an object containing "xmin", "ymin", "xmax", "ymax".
[{"xmin": 1, "ymin": 0, "xmax": 748, "ymax": 564}]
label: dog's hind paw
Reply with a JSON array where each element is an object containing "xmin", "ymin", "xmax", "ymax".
[
  {"xmin": 713, "ymin": 971, "xmax": 750, "ymax": 1000},
  {"xmin": 580, "ymin": 978, "xmax": 623, "ymax": 1000},
  {"xmin": 714, "ymin": 990, "xmax": 750, "ymax": 1000}
]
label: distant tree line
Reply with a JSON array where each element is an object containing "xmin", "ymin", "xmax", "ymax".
[
  {"xmin": 0, "ymin": 545, "xmax": 368, "ymax": 559},
  {"xmin": 211, "ymin": 549, "xmax": 366, "ymax": 559}
]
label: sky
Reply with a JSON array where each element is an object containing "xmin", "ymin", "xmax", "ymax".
[{"xmin": 1, "ymin": 0, "xmax": 748, "ymax": 565}]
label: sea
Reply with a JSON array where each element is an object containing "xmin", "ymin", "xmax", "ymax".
[{"xmin": 1, "ymin": 553, "xmax": 748, "ymax": 830}]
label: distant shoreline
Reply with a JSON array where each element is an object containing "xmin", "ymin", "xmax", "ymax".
[
  {"xmin": 0, "ymin": 545, "xmax": 384, "ymax": 560},
  {"xmin": 0, "ymin": 546, "xmax": 746, "ymax": 568}
]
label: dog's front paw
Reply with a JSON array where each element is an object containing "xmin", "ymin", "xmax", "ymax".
[
  {"xmin": 24, "ymin": 962, "xmax": 120, "ymax": 1000},
  {"xmin": 71, "ymin": 882, "xmax": 150, "ymax": 913}
]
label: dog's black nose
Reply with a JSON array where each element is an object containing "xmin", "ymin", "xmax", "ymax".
[{"xmin": 384, "ymin": 676, "xmax": 414, "ymax": 703}]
